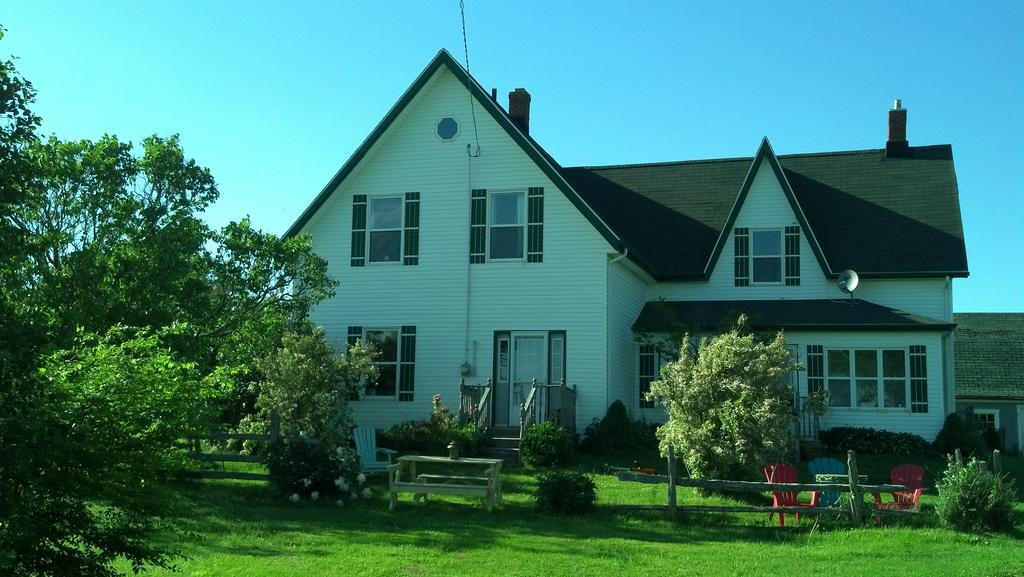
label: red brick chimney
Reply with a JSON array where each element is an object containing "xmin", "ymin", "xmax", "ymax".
[
  {"xmin": 508, "ymin": 88, "xmax": 531, "ymax": 133},
  {"xmin": 886, "ymin": 99, "xmax": 909, "ymax": 157}
]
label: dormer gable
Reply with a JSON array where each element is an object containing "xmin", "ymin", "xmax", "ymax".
[{"xmin": 704, "ymin": 138, "xmax": 831, "ymax": 285}]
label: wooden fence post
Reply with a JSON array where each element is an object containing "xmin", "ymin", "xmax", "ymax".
[
  {"xmin": 992, "ymin": 449, "xmax": 1002, "ymax": 476},
  {"xmin": 847, "ymin": 450, "xmax": 863, "ymax": 525},
  {"xmin": 269, "ymin": 410, "xmax": 280, "ymax": 443},
  {"xmin": 954, "ymin": 448, "xmax": 963, "ymax": 466},
  {"xmin": 667, "ymin": 446, "xmax": 678, "ymax": 519}
]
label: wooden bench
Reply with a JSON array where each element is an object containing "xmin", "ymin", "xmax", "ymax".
[{"xmin": 388, "ymin": 456, "xmax": 503, "ymax": 512}]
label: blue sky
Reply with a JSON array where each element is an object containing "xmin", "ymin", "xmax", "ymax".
[{"xmin": 3, "ymin": 1, "xmax": 1022, "ymax": 311}]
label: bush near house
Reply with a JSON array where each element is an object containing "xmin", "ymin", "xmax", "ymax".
[
  {"xmin": 820, "ymin": 427, "xmax": 932, "ymax": 456},
  {"xmin": 933, "ymin": 414, "xmax": 987, "ymax": 458},
  {"xmin": 579, "ymin": 400, "xmax": 660, "ymax": 455},
  {"xmin": 935, "ymin": 456, "xmax": 1017, "ymax": 533},
  {"xmin": 521, "ymin": 422, "xmax": 575, "ymax": 468},
  {"xmin": 380, "ymin": 394, "xmax": 488, "ymax": 457}
]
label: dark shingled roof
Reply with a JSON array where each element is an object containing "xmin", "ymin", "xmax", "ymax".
[
  {"xmin": 561, "ymin": 146, "xmax": 968, "ymax": 281},
  {"xmin": 633, "ymin": 299, "xmax": 954, "ymax": 333},
  {"xmin": 954, "ymin": 313, "xmax": 1024, "ymax": 400}
]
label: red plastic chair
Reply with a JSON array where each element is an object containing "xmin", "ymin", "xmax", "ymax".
[
  {"xmin": 873, "ymin": 464, "xmax": 925, "ymax": 511},
  {"xmin": 763, "ymin": 464, "xmax": 813, "ymax": 526}
]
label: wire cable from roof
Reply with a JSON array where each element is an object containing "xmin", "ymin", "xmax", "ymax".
[{"xmin": 460, "ymin": 0, "xmax": 481, "ymax": 158}]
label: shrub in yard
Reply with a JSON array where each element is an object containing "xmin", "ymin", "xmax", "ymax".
[
  {"xmin": 935, "ymin": 456, "xmax": 1017, "ymax": 533},
  {"xmin": 648, "ymin": 321, "xmax": 797, "ymax": 481},
  {"xmin": 534, "ymin": 470, "xmax": 597, "ymax": 515},
  {"xmin": 933, "ymin": 414, "xmax": 986, "ymax": 458},
  {"xmin": 265, "ymin": 438, "xmax": 363, "ymax": 503},
  {"xmin": 820, "ymin": 427, "xmax": 932, "ymax": 456},
  {"xmin": 521, "ymin": 422, "xmax": 574, "ymax": 468}
]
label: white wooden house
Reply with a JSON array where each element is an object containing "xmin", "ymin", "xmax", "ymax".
[{"xmin": 285, "ymin": 50, "xmax": 968, "ymax": 440}]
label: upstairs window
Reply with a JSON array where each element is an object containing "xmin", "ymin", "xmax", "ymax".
[
  {"xmin": 751, "ymin": 229, "xmax": 782, "ymax": 283},
  {"xmin": 369, "ymin": 197, "xmax": 403, "ymax": 263},
  {"xmin": 351, "ymin": 193, "xmax": 419, "ymax": 266},
  {"xmin": 734, "ymin": 226, "xmax": 800, "ymax": 286},
  {"xmin": 489, "ymin": 191, "xmax": 525, "ymax": 259}
]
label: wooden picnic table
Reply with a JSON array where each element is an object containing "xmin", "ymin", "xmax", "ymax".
[{"xmin": 387, "ymin": 455, "xmax": 503, "ymax": 512}]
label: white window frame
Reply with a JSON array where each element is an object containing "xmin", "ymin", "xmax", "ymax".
[
  {"xmin": 974, "ymin": 409, "xmax": 1000, "ymax": 431},
  {"xmin": 637, "ymin": 343, "xmax": 659, "ymax": 409},
  {"xmin": 750, "ymin": 228, "xmax": 784, "ymax": 285},
  {"xmin": 824, "ymin": 347, "xmax": 911, "ymax": 411},
  {"xmin": 367, "ymin": 195, "xmax": 404, "ymax": 265},
  {"xmin": 363, "ymin": 327, "xmax": 401, "ymax": 399},
  {"xmin": 487, "ymin": 190, "xmax": 527, "ymax": 261}
]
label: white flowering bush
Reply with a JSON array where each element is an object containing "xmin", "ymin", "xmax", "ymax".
[
  {"xmin": 265, "ymin": 440, "xmax": 365, "ymax": 504},
  {"xmin": 647, "ymin": 319, "xmax": 798, "ymax": 481}
]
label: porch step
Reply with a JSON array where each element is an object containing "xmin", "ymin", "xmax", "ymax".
[
  {"xmin": 490, "ymin": 436, "xmax": 521, "ymax": 449},
  {"xmin": 486, "ymin": 446, "xmax": 521, "ymax": 468},
  {"xmin": 490, "ymin": 426, "xmax": 520, "ymax": 437}
]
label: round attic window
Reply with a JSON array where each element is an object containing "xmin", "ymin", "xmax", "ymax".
[{"xmin": 436, "ymin": 117, "xmax": 459, "ymax": 140}]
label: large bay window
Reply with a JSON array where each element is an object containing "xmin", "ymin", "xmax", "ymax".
[{"xmin": 821, "ymin": 347, "xmax": 917, "ymax": 410}]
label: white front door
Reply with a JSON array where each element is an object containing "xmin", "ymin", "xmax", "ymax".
[{"xmin": 511, "ymin": 334, "xmax": 546, "ymax": 424}]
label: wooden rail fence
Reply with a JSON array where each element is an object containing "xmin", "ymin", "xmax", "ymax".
[
  {"xmin": 184, "ymin": 411, "xmax": 281, "ymax": 481},
  {"xmin": 618, "ymin": 450, "xmax": 918, "ymax": 524}
]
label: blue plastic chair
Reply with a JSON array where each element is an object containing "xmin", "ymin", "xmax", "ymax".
[{"xmin": 806, "ymin": 457, "xmax": 846, "ymax": 507}]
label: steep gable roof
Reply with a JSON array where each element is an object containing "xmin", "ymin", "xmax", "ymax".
[
  {"xmin": 562, "ymin": 145, "xmax": 969, "ymax": 280},
  {"xmin": 954, "ymin": 313, "xmax": 1024, "ymax": 400},
  {"xmin": 283, "ymin": 50, "xmax": 624, "ymax": 258}
]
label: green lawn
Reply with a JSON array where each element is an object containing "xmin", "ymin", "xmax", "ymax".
[{"xmin": 129, "ymin": 453, "xmax": 1024, "ymax": 577}]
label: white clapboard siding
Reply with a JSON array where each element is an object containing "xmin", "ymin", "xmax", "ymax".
[
  {"xmin": 607, "ymin": 259, "xmax": 649, "ymax": 415},
  {"xmin": 647, "ymin": 162, "xmax": 950, "ymax": 321},
  {"xmin": 301, "ymin": 66, "xmax": 614, "ymax": 430}
]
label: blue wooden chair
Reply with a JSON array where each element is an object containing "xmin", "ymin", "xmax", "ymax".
[
  {"xmin": 353, "ymin": 426, "xmax": 396, "ymax": 473},
  {"xmin": 806, "ymin": 457, "xmax": 846, "ymax": 508}
]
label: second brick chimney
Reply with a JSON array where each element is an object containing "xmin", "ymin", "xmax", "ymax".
[
  {"xmin": 508, "ymin": 88, "xmax": 531, "ymax": 134},
  {"xmin": 886, "ymin": 99, "xmax": 909, "ymax": 158}
]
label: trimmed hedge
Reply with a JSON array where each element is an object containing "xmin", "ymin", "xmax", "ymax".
[
  {"xmin": 534, "ymin": 470, "xmax": 597, "ymax": 515},
  {"xmin": 819, "ymin": 426, "xmax": 932, "ymax": 456}
]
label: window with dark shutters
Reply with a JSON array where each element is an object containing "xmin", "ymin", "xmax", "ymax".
[
  {"xmin": 734, "ymin": 228, "xmax": 750, "ymax": 286},
  {"xmin": 784, "ymin": 225, "xmax": 800, "ymax": 286},
  {"xmin": 350, "ymin": 195, "xmax": 367, "ymax": 267},
  {"xmin": 470, "ymin": 189, "xmax": 487, "ymax": 263},
  {"xmin": 527, "ymin": 187, "xmax": 544, "ymax": 263}
]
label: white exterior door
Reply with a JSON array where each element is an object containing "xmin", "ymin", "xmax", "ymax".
[{"xmin": 511, "ymin": 334, "xmax": 546, "ymax": 424}]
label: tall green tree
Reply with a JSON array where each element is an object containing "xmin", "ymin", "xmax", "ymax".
[{"xmin": 0, "ymin": 26, "xmax": 338, "ymax": 576}]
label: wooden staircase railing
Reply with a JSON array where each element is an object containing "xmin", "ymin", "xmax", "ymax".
[
  {"xmin": 520, "ymin": 378, "xmax": 577, "ymax": 439},
  {"xmin": 459, "ymin": 378, "xmax": 493, "ymax": 432}
]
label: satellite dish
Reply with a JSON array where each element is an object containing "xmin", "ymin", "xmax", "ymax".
[{"xmin": 837, "ymin": 269, "xmax": 860, "ymax": 302}]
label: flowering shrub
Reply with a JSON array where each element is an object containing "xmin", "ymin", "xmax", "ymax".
[
  {"xmin": 265, "ymin": 439, "xmax": 365, "ymax": 504},
  {"xmin": 381, "ymin": 394, "xmax": 488, "ymax": 456},
  {"xmin": 648, "ymin": 321, "xmax": 798, "ymax": 481}
]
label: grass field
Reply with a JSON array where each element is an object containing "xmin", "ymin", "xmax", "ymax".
[{"xmin": 129, "ymin": 452, "xmax": 1024, "ymax": 577}]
